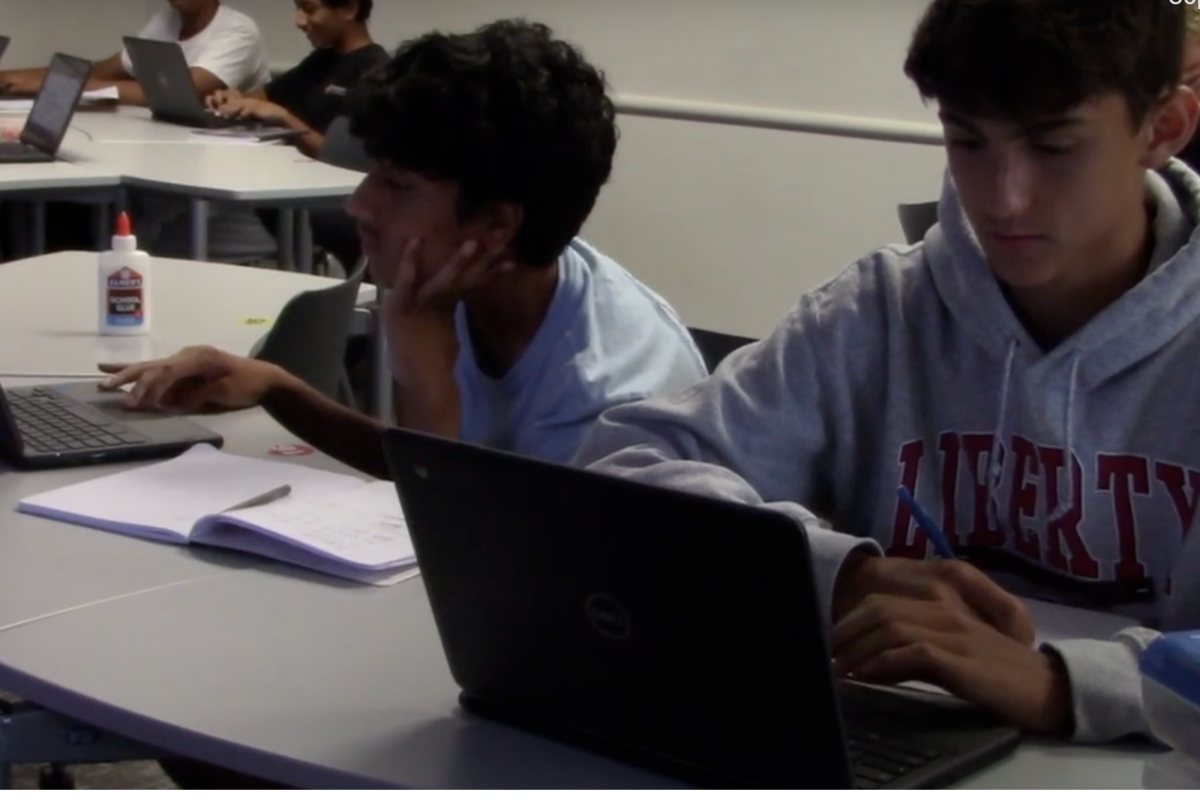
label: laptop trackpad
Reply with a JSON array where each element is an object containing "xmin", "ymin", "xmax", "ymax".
[{"xmin": 47, "ymin": 381, "xmax": 203, "ymax": 434}]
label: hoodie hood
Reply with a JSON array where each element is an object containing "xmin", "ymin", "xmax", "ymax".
[{"xmin": 924, "ymin": 161, "xmax": 1200, "ymax": 524}]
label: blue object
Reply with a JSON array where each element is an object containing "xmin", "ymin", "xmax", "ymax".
[
  {"xmin": 896, "ymin": 485, "xmax": 957, "ymax": 559},
  {"xmin": 1141, "ymin": 631, "xmax": 1200, "ymax": 710}
]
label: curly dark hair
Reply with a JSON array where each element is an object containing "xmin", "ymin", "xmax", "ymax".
[
  {"xmin": 324, "ymin": 0, "xmax": 372, "ymax": 23},
  {"xmin": 349, "ymin": 19, "xmax": 618, "ymax": 266},
  {"xmin": 905, "ymin": 0, "xmax": 1186, "ymax": 124}
]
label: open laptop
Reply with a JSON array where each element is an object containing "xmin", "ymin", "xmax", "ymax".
[
  {"xmin": 122, "ymin": 37, "xmax": 295, "ymax": 138},
  {"xmin": 0, "ymin": 37, "xmax": 9, "ymax": 66},
  {"xmin": 0, "ymin": 53, "xmax": 90, "ymax": 164},
  {"xmin": 0, "ymin": 379, "xmax": 223, "ymax": 470},
  {"xmin": 383, "ymin": 428, "xmax": 1022, "ymax": 790}
]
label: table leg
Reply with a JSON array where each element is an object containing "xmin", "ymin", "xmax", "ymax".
[
  {"xmin": 93, "ymin": 202, "xmax": 111, "ymax": 249},
  {"xmin": 30, "ymin": 200, "xmax": 46, "ymax": 255},
  {"xmin": 371, "ymin": 305, "xmax": 392, "ymax": 423},
  {"xmin": 278, "ymin": 208, "xmax": 295, "ymax": 271},
  {"xmin": 190, "ymin": 198, "xmax": 209, "ymax": 261},
  {"xmin": 297, "ymin": 208, "xmax": 313, "ymax": 275}
]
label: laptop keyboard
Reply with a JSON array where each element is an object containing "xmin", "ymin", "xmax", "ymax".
[
  {"xmin": 847, "ymin": 730, "xmax": 942, "ymax": 789},
  {"xmin": 8, "ymin": 388, "xmax": 148, "ymax": 455}
]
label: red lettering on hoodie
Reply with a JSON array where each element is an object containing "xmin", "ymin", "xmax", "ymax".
[
  {"xmin": 888, "ymin": 439, "xmax": 927, "ymax": 558},
  {"xmin": 1038, "ymin": 446, "xmax": 1099, "ymax": 578},
  {"xmin": 1008, "ymin": 436, "xmax": 1041, "ymax": 561},
  {"xmin": 1098, "ymin": 454, "xmax": 1151, "ymax": 582},
  {"xmin": 963, "ymin": 433, "xmax": 1006, "ymax": 547}
]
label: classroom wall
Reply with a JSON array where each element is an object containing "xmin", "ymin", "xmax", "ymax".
[
  {"xmin": 226, "ymin": 0, "xmax": 948, "ymax": 336},
  {"xmin": 0, "ymin": 0, "xmax": 147, "ymax": 63},
  {"xmin": 10, "ymin": 0, "xmax": 950, "ymax": 337}
]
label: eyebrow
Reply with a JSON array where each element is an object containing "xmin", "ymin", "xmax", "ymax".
[{"xmin": 938, "ymin": 111, "xmax": 1086, "ymax": 137}]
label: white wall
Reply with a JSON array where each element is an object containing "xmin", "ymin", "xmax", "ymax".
[
  {"xmin": 0, "ymin": 0, "xmax": 147, "ymax": 64},
  {"xmin": 233, "ymin": 0, "xmax": 948, "ymax": 336},
  {"xmin": 10, "ymin": 0, "xmax": 950, "ymax": 337}
]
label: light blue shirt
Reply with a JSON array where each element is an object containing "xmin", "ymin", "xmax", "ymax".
[{"xmin": 453, "ymin": 238, "xmax": 707, "ymax": 464}]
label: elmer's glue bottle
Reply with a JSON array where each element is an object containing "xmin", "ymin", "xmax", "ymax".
[{"xmin": 98, "ymin": 212, "xmax": 151, "ymax": 336}]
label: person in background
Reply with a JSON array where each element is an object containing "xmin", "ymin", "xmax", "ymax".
[
  {"xmin": 208, "ymin": 0, "xmax": 386, "ymax": 160},
  {"xmin": 0, "ymin": 1, "xmax": 274, "ymax": 262},
  {"xmin": 578, "ymin": 0, "xmax": 1200, "ymax": 744},
  {"xmin": 209, "ymin": 0, "xmax": 389, "ymax": 277},
  {"xmin": 0, "ymin": 0, "xmax": 270, "ymax": 104}
]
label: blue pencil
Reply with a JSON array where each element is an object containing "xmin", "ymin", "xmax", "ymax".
[{"xmin": 896, "ymin": 486, "xmax": 957, "ymax": 559}]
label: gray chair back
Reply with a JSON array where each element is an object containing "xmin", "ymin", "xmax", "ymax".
[
  {"xmin": 898, "ymin": 201, "xmax": 939, "ymax": 244},
  {"xmin": 687, "ymin": 327, "xmax": 757, "ymax": 373},
  {"xmin": 253, "ymin": 258, "xmax": 369, "ymax": 400},
  {"xmin": 319, "ymin": 116, "xmax": 373, "ymax": 172}
]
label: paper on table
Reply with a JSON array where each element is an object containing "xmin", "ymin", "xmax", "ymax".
[
  {"xmin": 17, "ymin": 444, "xmax": 365, "ymax": 543},
  {"xmin": 192, "ymin": 481, "xmax": 416, "ymax": 570}
]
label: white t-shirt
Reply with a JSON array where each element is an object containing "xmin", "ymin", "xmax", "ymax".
[{"xmin": 120, "ymin": 4, "xmax": 271, "ymax": 92}]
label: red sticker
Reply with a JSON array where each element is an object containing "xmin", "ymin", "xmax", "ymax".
[{"xmin": 269, "ymin": 444, "xmax": 315, "ymax": 457}]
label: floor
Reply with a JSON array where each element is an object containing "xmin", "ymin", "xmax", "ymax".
[{"xmin": 1, "ymin": 692, "xmax": 174, "ymax": 790}]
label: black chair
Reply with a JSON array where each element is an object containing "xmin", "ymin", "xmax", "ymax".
[
  {"xmin": 252, "ymin": 257, "xmax": 368, "ymax": 403},
  {"xmin": 311, "ymin": 116, "xmax": 373, "ymax": 277},
  {"xmin": 687, "ymin": 327, "xmax": 757, "ymax": 373},
  {"xmin": 897, "ymin": 201, "xmax": 939, "ymax": 244}
]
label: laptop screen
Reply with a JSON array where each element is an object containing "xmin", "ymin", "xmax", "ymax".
[
  {"xmin": 0, "ymin": 37, "xmax": 10, "ymax": 68},
  {"xmin": 21, "ymin": 53, "xmax": 90, "ymax": 155}
]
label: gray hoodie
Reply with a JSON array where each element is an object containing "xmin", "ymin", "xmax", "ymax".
[{"xmin": 575, "ymin": 160, "xmax": 1200, "ymax": 744}]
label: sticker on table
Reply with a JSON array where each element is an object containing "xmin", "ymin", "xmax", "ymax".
[
  {"xmin": 269, "ymin": 444, "xmax": 315, "ymax": 457},
  {"xmin": 242, "ymin": 317, "xmax": 273, "ymax": 326}
]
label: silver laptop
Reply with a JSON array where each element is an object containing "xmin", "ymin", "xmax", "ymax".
[{"xmin": 0, "ymin": 52, "xmax": 90, "ymax": 164}]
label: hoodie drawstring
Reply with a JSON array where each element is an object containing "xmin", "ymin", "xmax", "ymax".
[
  {"xmin": 986, "ymin": 340, "xmax": 1018, "ymax": 528},
  {"xmin": 1048, "ymin": 353, "xmax": 1082, "ymax": 522}
]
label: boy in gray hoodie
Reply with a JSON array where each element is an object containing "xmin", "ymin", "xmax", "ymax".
[{"xmin": 576, "ymin": 0, "xmax": 1200, "ymax": 744}]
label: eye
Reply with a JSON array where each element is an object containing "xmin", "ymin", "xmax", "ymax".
[{"xmin": 1033, "ymin": 143, "xmax": 1073, "ymax": 156}]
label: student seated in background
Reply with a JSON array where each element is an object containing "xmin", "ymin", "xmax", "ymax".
[
  {"xmin": 208, "ymin": 0, "xmax": 389, "ymax": 275},
  {"xmin": 578, "ymin": 0, "xmax": 1200, "ymax": 744},
  {"xmin": 208, "ymin": 0, "xmax": 386, "ymax": 159},
  {"xmin": 101, "ymin": 18, "xmax": 706, "ymax": 477},
  {"xmin": 0, "ymin": 0, "xmax": 270, "ymax": 104}
]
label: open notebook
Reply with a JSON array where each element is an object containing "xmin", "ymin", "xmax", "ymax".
[{"xmin": 17, "ymin": 444, "xmax": 417, "ymax": 586}]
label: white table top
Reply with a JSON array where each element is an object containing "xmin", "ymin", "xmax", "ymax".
[
  {"xmin": 0, "ymin": 160, "xmax": 119, "ymax": 193},
  {"xmin": 0, "ymin": 107, "xmax": 363, "ymax": 203},
  {"xmin": 0, "ymin": 251, "xmax": 374, "ymax": 374}
]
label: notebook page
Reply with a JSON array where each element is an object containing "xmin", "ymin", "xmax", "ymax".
[
  {"xmin": 191, "ymin": 480, "xmax": 415, "ymax": 570},
  {"xmin": 17, "ymin": 444, "xmax": 366, "ymax": 544}
]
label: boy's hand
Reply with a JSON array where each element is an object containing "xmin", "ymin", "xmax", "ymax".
[
  {"xmin": 834, "ymin": 553, "xmax": 1035, "ymax": 645},
  {"xmin": 831, "ymin": 554, "xmax": 1070, "ymax": 734},
  {"xmin": 378, "ymin": 237, "xmax": 512, "ymax": 385},
  {"xmin": 832, "ymin": 592, "xmax": 1073, "ymax": 735},
  {"xmin": 98, "ymin": 346, "xmax": 287, "ymax": 414}
]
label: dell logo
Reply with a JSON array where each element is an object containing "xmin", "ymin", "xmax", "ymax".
[{"xmin": 584, "ymin": 594, "xmax": 631, "ymax": 641}]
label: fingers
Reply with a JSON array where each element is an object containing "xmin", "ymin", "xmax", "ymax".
[
  {"xmin": 390, "ymin": 236, "xmax": 422, "ymax": 310},
  {"xmin": 937, "ymin": 560, "xmax": 1035, "ymax": 645},
  {"xmin": 832, "ymin": 596, "xmax": 962, "ymax": 674},
  {"xmin": 98, "ymin": 362, "xmax": 152, "ymax": 393}
]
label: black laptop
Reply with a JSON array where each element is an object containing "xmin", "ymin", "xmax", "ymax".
[
  {"xmin": 0, "ymin": 53, "xmax": 90, "ymax": 164},
  {"xmin": 0, "ymin": 36, "xmax": 9, "ymax": 66},
  {"xmin": 0, "ymin": 379, "xmax": 223, "ymax": 470},
  {"xmin": 383, "ymin": 429, "xmax": 1021, "ymax": 790},
  {"xmin": 122, "ymin": 37, "xmax": 295, "ymax": 139}
]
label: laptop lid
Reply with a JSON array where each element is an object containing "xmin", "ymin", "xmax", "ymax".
[
  {"xmin": 19, "ymin": 53, "xmax": 91, "ymax": 156},
  {"xmin": 0, "ymin": 37, "xmax": 10, "ymax": 67},
  {"xmin": 122, "ymin": 37, "xmax": 207, "ymax": 124},
  {"xmin": 383, "ymin": 428, "xmax": 854, "ymax": 788}
]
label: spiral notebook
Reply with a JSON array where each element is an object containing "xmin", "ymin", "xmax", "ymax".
[{"xmin": 17, "ymin": 444, "xmax": 418, "ymax": 586}]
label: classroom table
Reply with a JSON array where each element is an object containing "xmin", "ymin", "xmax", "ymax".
[
  {"xmin": 1, "ymin": 107, "xmax": 364, "ymax": 269},
  {"xmin": 0, "ymin": 255, "xmax": 1180, "ymax": 790}
]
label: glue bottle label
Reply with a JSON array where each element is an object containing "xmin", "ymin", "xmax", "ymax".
[{"xmin": 106, "ymin": 267, "xmax": 145, "ymax": 326}]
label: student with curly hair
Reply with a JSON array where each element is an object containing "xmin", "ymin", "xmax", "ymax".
[{"xmin": 100, "ymin": 19, "xmax": 705, "ymax": 477}]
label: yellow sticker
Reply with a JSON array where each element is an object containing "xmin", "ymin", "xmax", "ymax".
[{"xmin": 243, "ymin": 317, "xmax": 272, "ymax": 326}]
